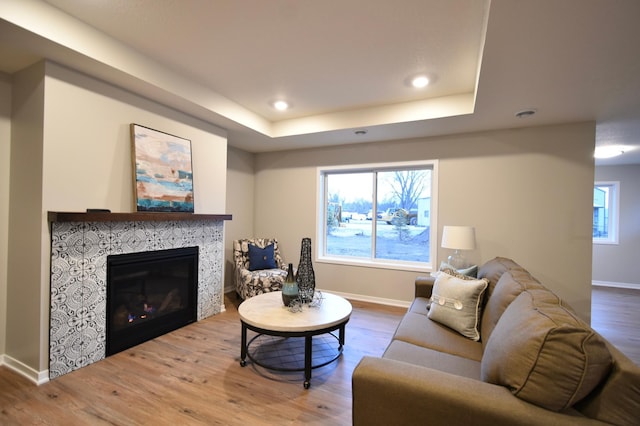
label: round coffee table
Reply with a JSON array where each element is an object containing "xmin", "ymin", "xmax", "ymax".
[{"xmin": 238, "ymin": 291, "xmax": 352, "ymax": 389}]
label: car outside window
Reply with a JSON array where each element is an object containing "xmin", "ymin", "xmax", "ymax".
[{"xmin": 317, "ymin": 160, "xmax": 437, "ymax": 271}]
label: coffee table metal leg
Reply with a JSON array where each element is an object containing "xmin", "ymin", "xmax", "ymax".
[
  {"xmin": 304, "ymin": 335, "xmax": 312, "ymax": 389},
  {"xmin": 339, "ymin": 323, "xmax": 346, "ymax": 349},
  {"xmin": 240, "ymin": 322, "xmax": 247, "ymax": 367}
]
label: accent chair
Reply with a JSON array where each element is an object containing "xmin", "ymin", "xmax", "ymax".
[{"xmin": 233, "ymin": 238, "xmax": 288, "ymax": 300}]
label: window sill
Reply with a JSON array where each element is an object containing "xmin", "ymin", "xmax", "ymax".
[
  {"xmin": 316, "ymin": 255, "xmax": 432, "ymax": 273},
  {"xmin": 593, "ymin": 239, "xmax": 619, "ymax": 245}
]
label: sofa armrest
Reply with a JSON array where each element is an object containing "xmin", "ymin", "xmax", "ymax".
[
  {"xmin": 352, "ymin": 357, "xmax": 603, "ymax": 426},
  {"xmin": 415, "ymin": 275, "xmax": 435, "ymax": 298}
]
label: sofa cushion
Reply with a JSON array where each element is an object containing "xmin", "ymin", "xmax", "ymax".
[
  {"xmin": 477, "ymin": 257, "xmax": 525, "ymax": 302},
  {"xmin": 392, "ymin": 311, "xmax": 483, "ymax": 361},
  {"xmin": 428, "ymin": 272, "xmax": 488, "ymax": 341},
  {"xmin": 247, "ymin": 243, "xmax": 277, "ymax": 270},
  {"xmin": 383, "ymin": 340, "xmax": 481, "ymax": 380},
  {"xmin": 574, "ymin": 342, "xmax": 640, "ymax": 425},
  {"xmin": 480, "ymin": 269, "xmax": 546, "ymax": 344},
  {"xmin": 481, "ymin": 291, "xmax": 613, "ymax": 411}
]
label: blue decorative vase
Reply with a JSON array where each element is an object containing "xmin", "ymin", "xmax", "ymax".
[{"xmin": 282, "ymin": 263, "xmax": 299, "ymax": 307}]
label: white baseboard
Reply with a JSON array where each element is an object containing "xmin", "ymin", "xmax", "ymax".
[
  {"xmin": 0, "ymin": 354, "xmax": 49, "ymax": 385},
  {"xmin": 592, "ymin": 280, "xmax": 640, "ymax": 290},
  {"xmin": 318, "ymin": 288, "xmax": 412, "ymax": 309}
]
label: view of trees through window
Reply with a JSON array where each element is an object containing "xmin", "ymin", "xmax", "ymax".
[{"xmin": 322, "ymin": 164, "xmax": 434, "ymax": 265}]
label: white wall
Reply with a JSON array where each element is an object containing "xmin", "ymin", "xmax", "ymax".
[
  {"xmin": 5, "ymin": 61, "xmax": 228, "ymax": 376},
  {"xmin": 254, "ymin": 123, "xmax": 596, "ymax": 321},
  {"xmin": 0, "ymin": 72, "xmax": 11, "ymax": 356},
  {"xmin": 593, "ymin": 165, "xmax": 640, "ymax": 287}
]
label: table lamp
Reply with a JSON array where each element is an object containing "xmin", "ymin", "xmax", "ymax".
[{"xmin": 441, "ymin": 226, "xmax": 476, "ymax": 269}]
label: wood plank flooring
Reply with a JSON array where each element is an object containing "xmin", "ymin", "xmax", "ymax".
[
  {"xmin": 0, "ymin": 294, "xmax": 405, "ymax": 426},
  {"xmin": 591, "ymin": 286, "xmax": 640, "ymax": 365},
  {"xmin": 0, "ymin": 287, "xmax": 637, "ymax": 426}
]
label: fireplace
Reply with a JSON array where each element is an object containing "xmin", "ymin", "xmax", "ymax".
[
  {"xmin": 49, "ymin": 214, "xmax": 229, "ymax": 379},
  {"xmin": 106, "ymin": 246, "xmax": 198, "ymax": 356}
]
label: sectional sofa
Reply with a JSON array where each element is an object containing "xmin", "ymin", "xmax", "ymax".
[{"xmin": 352, "ymin": 257, "xmax": 640, "ymax": 425}]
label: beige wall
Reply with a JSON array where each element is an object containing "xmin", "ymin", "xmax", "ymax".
[
  {"xmin": 254, "ymin": 123, "xmax": 596, "ymax": 320},
  {"xmin": 224, "ymin": 146, "xmax": 255, "ymax": 293},
  {"xmin": 593, "ymin": 164, "xmax": 640, "ymax": 287},
  {"xmin": 7, "ymin": 62, "xmax": 46, "ymax": 370},
  {"xmin": 0, "ymin": 72, "xmax": 11, "ymax": 355},
  {"xmin": 4, "ymin": 61, "xmax": 228, "ymax": 375},
  {"xmin": 41, "ymin": 63, "xmax": 227, "ymax": 214}
]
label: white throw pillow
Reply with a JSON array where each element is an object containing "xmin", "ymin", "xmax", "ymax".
[{"xmin": 427, "ymin": 272, "xmax": 488, "ymax": 341}]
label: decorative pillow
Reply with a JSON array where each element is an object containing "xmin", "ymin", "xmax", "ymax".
[
  {"xmin": 439, "ymin": 261, "xmax": 478, "ymax": 278},
  {"xmin": 481, "ymin": 291, "xmax": 612, "ymax": 411},
  {"xmin": 427, "ymin": 272, "xmax": 488, "ymax": 341},
  {"xmin": 248, "ymin": 243, "xmax": 277, "ymax": 271}
]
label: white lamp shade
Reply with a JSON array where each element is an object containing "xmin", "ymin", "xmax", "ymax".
[{"xmin": 441, "ymin": 226, "xmax": 476, "ymax": 250}]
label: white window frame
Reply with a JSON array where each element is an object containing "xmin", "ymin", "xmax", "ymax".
[
  {"xmin": 593, "ymin": 181, "xmax": 619, "ymax": 245},
  {"xmin": 316, "ymin": 160, "xmax": 438, "ymax": 272}
]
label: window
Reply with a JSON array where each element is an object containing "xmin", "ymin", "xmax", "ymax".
[
  {"xmin": 317, "ymin": 161, "xmax": 437, "ymax": 271},
  {"xmin": 593, "ymin": 181, "xmax": 619, "ymax": 244}
]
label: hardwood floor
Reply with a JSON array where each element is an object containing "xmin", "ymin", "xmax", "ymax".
[
  {"xmin": 0, "ymin": 287, "xmax": 637, "ymax": 425},
  {"xmin": 0, "ymin": 294, "xmax": 405, "ymax": 426},
  {"xmin": 591, "ymin": 286, "xmax": 640, "ymax": 366}
]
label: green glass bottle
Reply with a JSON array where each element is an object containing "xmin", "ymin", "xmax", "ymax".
[{"xmin": 282, "ymin": 263, "xmax": 299, "ymax": 307}]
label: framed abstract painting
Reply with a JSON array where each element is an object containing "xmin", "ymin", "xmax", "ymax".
[{"xmin": 130, "ymin": 124, "xmax": 194, "ymax": 213}]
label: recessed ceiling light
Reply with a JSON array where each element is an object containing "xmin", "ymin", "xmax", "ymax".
[
  {"xmin": 411, "ymin": 75, "xmax": 430, "ymax": 88},
  {"xmin": 594, "ymin": 145, "xmax": 627, "ymax": 159},
  {"xmin": 272, "ymin": 100, "xmax": 290, "ymax": 111},
  {"xmin": 515, "ymin": 109, "xmax": 537, "ymax": 118},
  {"xmin": 405, "ymin": 73, "xmax": 434, "ymax": 89}
]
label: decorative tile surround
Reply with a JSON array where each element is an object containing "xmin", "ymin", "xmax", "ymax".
[{"xmin": 49, "ymin": 219, "xmax": 225, "ymax": 379}]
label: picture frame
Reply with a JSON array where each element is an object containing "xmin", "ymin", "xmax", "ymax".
[{"xmin": 130, "ymin": 124, "xmax": 194, "ymax": 213}]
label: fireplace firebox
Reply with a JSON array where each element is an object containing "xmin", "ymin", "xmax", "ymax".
[{"xmin": 106, "ymin": 246, "xmax": 198, "ymax": 356}]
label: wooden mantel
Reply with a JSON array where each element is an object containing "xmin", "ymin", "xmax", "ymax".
[{"xmin": 48, "ymin": 211, "xmax": 232, "ymax": 223}]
